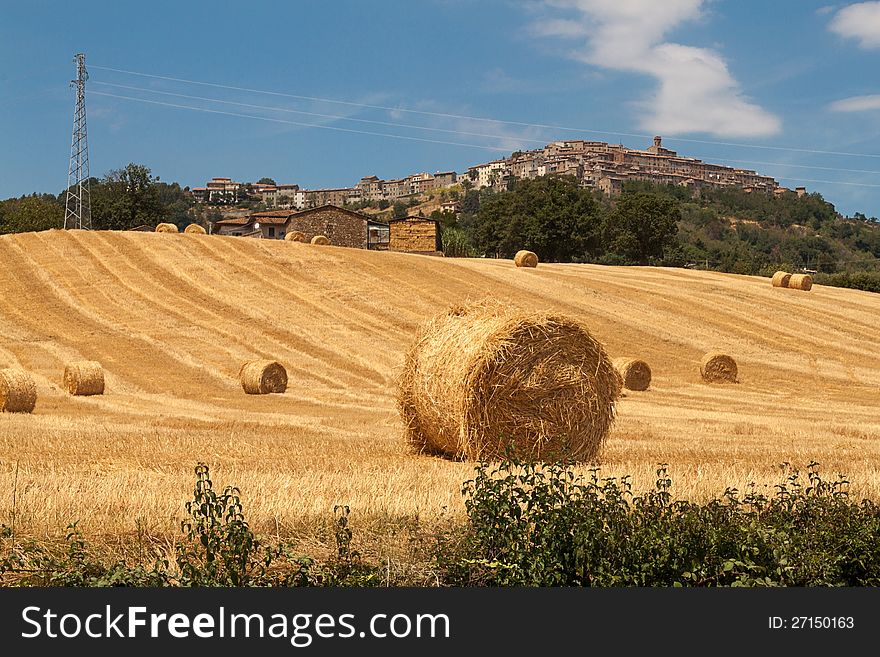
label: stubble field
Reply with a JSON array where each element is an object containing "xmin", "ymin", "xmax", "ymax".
[{"xmin": 1, "ymin": 229, "xmax": 879, "ymax": 550}]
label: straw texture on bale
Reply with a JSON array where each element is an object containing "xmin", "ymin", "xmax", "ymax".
[
  {"xmin": 183, "ymin": 223, "xmax": 207, "ymax": 234},
  {"xmin": 285, "ymin": 231, "xmax": 306, "ymax": 242},
  {"xmin": 311, "ymin": 235, "xmax": 331, "ymax": 245},
  {"xmin": 398, "ymin": 303, "xmax": 621, "ymax": 462},
  {"xmin": 155, "ymin": 223, "xmax": 179, "ymax": 233},
  {"xmin": 0, "ymin": 368, "xmax": 37, "ymax": 413},
  {"xmin": 788, "ymin": 273, "xmax": 813, "ymax": 291},
  {"xmin": 239, "ymin": 360, "xmax": 288, "ymax": 394},
  {"xmin": 514, "ymin": 250, "xmax": 539, "ymax": 268},
  {"xmin": 700, "ymin": 352, "xmax": 738, "ymax": 383},
  {"xmin": 63, "ymin": 361, "xmax": 105, "ymax": 396},
  {"xmin": 612, "ymin": 357, "xmax": 652, "ymax": 391},
  {"xmin": 771, "ymin": 271, "xmax": 791, "ymax": 288}
]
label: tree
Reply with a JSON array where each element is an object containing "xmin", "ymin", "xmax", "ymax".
[
  {"xmin": 257, "ymin": 177, "xmax": 276, "ymax": 185},
  {"xmin": 91, "ymin": 164, "xmax": 164, "ymax": 230},
  {"xmin": 90, "ymin": 163, "xmax": 193, "ymax": 230},
  {"xmin": 602, "ymin": 192, "xmax": 681, "ymax": 265},
  {"xmin": 392, "ymin": 201, "xmax": 408, "ymax": 220},
  {"xmin": 473, "ymin": 176, "xmax": 601, "ymax": 262},
  {"xmin": 0, "ymin": 195, "xmax": 64, "ymax": 234}
]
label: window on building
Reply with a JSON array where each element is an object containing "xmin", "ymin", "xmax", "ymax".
[{"xmin": 268, "ymin": 226, "xmax": 275, "ymax": 238}]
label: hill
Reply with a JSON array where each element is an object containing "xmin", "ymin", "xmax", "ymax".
[{"xmin": 1, "ymin": 229, "xmax": 879, "ymax": 542}]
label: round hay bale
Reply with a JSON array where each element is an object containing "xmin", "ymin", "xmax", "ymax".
[
  {"xmin": 311, "ymin": 235, "xmax": 331, "ymax": 245},
  {"xmin": 0, "ymin": 368, "xmax": 37, "ymax": 413},
  {"xmin": 183, "ymin": 223, "xmax": 207, "ymax": 234},
  {"xmin": 285, "ymin": 231, "xmax": 306, "ymax": 242},
  {"xmin": 63, "ymin": 361, "xmax": 105, "ymax": 396},
  {"xmin": 771, "ymin": 271, "xmax": 791, "ymax": 288},
  {"xmin": 700, "ymin": 352, "xmax": 738, "ymax": 383},
  {"xmin": 612, "ymin": 357, "xmax": 652, "ymax": 391},
  {"xmin": 239, "ymin": 360, "xmax": 288, "ymax": 394},
  {"xmin": 788, "ymin": 273, "xmax": 813, "ymax": 291},
  {"xmin": 514, "ymin": 250, "xmax": 538, "ymax": 268},
  {"xmin": 155, "ymin": 223, "xmax": 179, "ymax": 233},
  {"xmin": 398, "ymin": 303, "xmax": 621, "ymax": 462}
]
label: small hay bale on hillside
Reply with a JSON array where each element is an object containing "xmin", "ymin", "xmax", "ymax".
[
  {"xmin": 771, "ymin": 271, "xmax": 791, "ymax": 288},
  {"xmin": 700, "ymin": 352, "xmax": 738, "ymax": 383},
  {"xmin": 311, "ymin": 235, "xmax": 331, "ymax": 245},
  {"xmin": 398, "ymin": 303, "xmax": 621, "ymax": 462},
  {"xmin": 0, "ymin": 368, "xmax": 37, "ymax": 413},
  {"xmin": 285, "ymin": 231, "xmax": 306, "ymax": 242},
  {"xmin": 63, "ymin": 361, "xmax": 104, "ymax": 396},
  {"xmin": 613, "ymin": 357, "xmax": 652, "ymax": 391},
  {"xmin": 788, "ymin": 273, "xmax": 813, "ymax": 291},
  {"xmin": 239, "ymin": 360, "xmax": 288, "ymax": 395},
  {"xmin": 184, "ymin": 223, "xmax": 207, "ymax": 234},
  {"xmin": 514, "ymin": 250, "xmax": 539, "ymax": 268},
  {"xmin": 155, "ymin": 223, "xmax": 179, "ymax": 233}
]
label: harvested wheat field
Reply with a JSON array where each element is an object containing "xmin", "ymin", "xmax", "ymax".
[{"xmin": 1, "ymin": 229, "xmax": 879, "ymax": 547}]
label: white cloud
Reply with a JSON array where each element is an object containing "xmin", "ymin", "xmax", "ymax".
[
  {"xmin": 529, "ymin": 18, "xmax": 588, "ymax": 38},
  {"xmin": 829, "ymin": 2, "xmax": 880, "ymax": 48},
  {"xmin": 529, "ymin": 0, "xmax": 781, "ymax": 137},
  {"xmin": 829, "ymin": 94, "xmax": 880, "ymax": 111}
]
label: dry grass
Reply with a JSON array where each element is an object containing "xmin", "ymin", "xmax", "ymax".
[
  {"xmin": 239, "ymin": 360, "xmax": 287, "ymax": 394},
  {"xmin": 771, "ymin": 271, "xmax": 791, "ymax": 288},
  {"xmin": 613, "ymin": 357, "xmax": 652, "ymax": 391},
  {"xmin": 514, "ymin": 250, "xmax": 538, "ymax": 268},
  {"xmin": 789, "ymin": 273, "xmax": 813, "ymax": 291},
  {"xmin": 398, "ymin": 302, "xmax": 620, "ymax": 461},
  {"xmin": 0, "ymin": 368, "xmax": 36, "ymax": 413},
  {"xmin": 63, "ymin": 360, "xmax": 104, "ymax": 396},
  {"xmin": 700, "ymin": 352, "xmax": 738, "ymax": 383},
  {"xmin": 0, "ymin": 230, "xmax": 879, "ymax": 549}
]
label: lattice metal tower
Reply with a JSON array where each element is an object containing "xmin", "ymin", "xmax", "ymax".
[{"xmin": 64, "ymin": 53, "xmax": 91, "ymax": 230}]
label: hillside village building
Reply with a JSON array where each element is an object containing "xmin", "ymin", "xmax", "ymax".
[
  {"xmin": 462, "ymin": 137, "xmax": 779, "ymax": 196},
  {"xmin": 191, "ymin": 136, "xmax": 783, "ymax": 210}
]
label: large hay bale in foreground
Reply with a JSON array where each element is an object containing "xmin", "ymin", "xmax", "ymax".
[
  {"xmin": 155, "ymin": 223, "xmax": 179, "ymax": 233},
  {"xmin": 398, "ymin": 303, "xmax": 621, "ymax": 462},
  {"xmin": 788, "ymin": 273, "xmax": 813, "ymax": 291},
  {"xmin": 700, "ymin": 352, "xmax": 738, "ymax": 383},
  {"xmin": 0, "ymin": 368, "xmax": 37, "ymax": 413},
  {"xmin": 514, "ymin": 250, "xmax": 538, "ymax": 268},
  {"xmin": 184, "ymin": 223, "xmax": 207, "ymax": 234},
  {"xmin": 285, "ymin": 231, "xmax": 306, "ymax": 242},
  {"xmin": 63, "ymin": 361, "xmax": 105, "ymax": 396},
  {"xmin": 771, "ymin": 271, "xmax": 791, "ymax": 288},
  {"xmin": 613, "ymin": 357, "xmax": 652, "ymax": 391},
  {"xmin": 311, "ymin": 235, "xmax": 331, "ymax": 245},
  {"xmin": 239, "ymin": 360, "xmax": 288, "ymax": 394}
]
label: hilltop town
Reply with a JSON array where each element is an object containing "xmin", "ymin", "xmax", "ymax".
[{"xmin": 190, "ymin": 136, "xmax": 798, "ymax": 210}]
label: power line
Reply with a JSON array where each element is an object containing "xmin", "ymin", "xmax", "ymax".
[
  {"xmin": 90, "ymin": 91, "xmax": 510, "ymax": 152},
  {"xmin": 90, "ymin": 92, "xmax": 880, "ymax": 188},
  {"xmin": 65, "ymin": 53, "xmax": 91, "ymax": 230},
  {"xmin": 89, "ymin": 63, "xmax": 880, "ymax": 160},
  {"xmin": 91, "ymin": 81, "xmax": 549, "ymax": 145},
  {"xmin": 91, "ymin": 82, "xmax": 880, "ymax": 181}
]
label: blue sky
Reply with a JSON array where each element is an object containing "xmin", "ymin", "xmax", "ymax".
[{"xmin": 2, "ymin": 0, "xmax": 880, "ymax": 216}]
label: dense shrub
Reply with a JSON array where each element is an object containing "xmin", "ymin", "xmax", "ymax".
[
  {"xmin": 814, "ymin": 271, "xmax": 880, "ymax": 294},
  {"xmin": 438, "ymin": 460, "xmax": 880, "ymax": 586}
]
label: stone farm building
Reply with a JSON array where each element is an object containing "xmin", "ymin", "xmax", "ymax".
[
  {"xmin": 388, "ymin": 216, "xmax": 441, "ymax": 255},
  {"xmin": 213, "ymin": 205, "xmax": 390, "ymax": 250}
]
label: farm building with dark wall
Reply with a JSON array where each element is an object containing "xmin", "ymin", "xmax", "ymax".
[
  {"xmin": 388, "ymin": 216, "xmax": 441, "ymax": 254},
  {"xmin": 212, "ymin": 205, "xmax": 389, "ymax": 249},
  {"xmin": 289, "ymin": 205, "xmax": 388, "ymax": 249}
]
